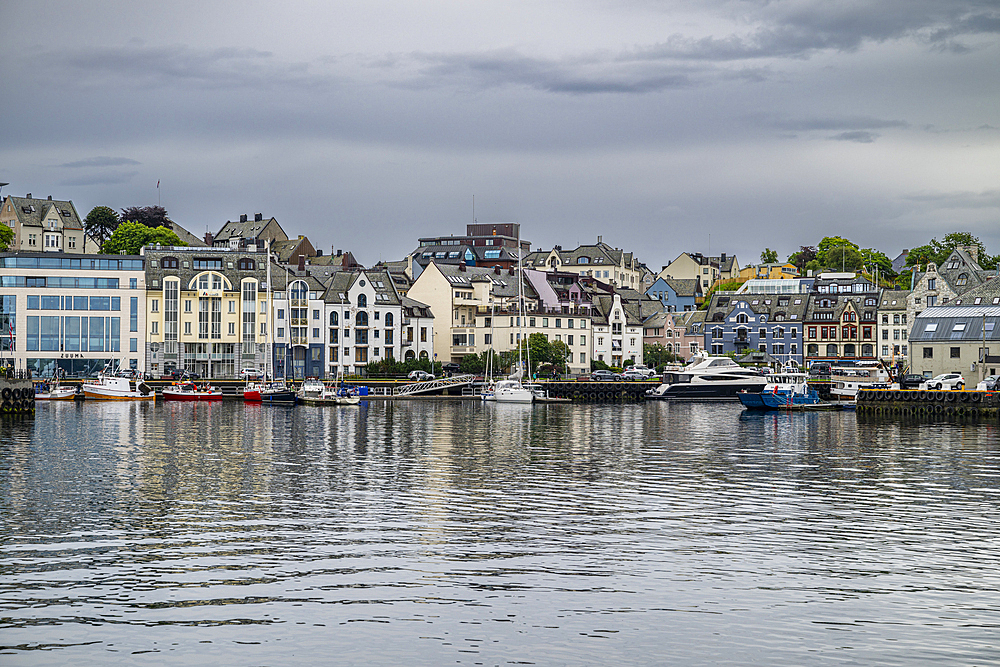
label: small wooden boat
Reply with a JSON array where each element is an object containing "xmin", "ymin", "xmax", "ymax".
[
  {"xmin": 34, "ymin": 379, "xmax": 76, "ymax": 400},
  {"xmin": 161, "ymin": 381, "xmax": 223, "ymax": 401},
  {"xmin": 82, "ymin": 373, "xmax": 155, "ymax": 401}
]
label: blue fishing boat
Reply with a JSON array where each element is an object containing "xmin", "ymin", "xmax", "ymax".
[{"xmin": 738, "ymin": 372, "xmax": 830, "ymax": 410}]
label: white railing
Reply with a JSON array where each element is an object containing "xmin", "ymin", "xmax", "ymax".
[{"xmin": 394, "ymin": 374, "xmax": 476, "ymax": 396}]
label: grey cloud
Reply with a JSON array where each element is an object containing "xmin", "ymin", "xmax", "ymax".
[
  {"xmin": 772, "ymin": 116, "xmax": 909, "ymax": 132},
  {"xmin": 904, "ymin": 189, "xmax": 1000, "ymax": 209},
  {"xmin": 407, "ymin": 51, "xmax": 694, "ymax": 95},
  {"xmin": 829, "ymin": 131, "xmax": 878, "ymax": 143},
  {"xmin": 38, "ymin": 44, "xmax": 321, "ymax": 90},
  {"xmin": 58, "ymin": 171, "xmax": 139, "ymax": 187},
  {"xmin": 61, "ymin": 156, "xmax": 141, "ymax": 168}
]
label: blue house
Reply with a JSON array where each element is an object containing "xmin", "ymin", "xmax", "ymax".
[
  {"xmin": 702, "ymin": 293, "xmax": 808, "ymax": 367},
  {"xmin": 646, "ymin": 277, "xmax": 699, "ymax": 312}
]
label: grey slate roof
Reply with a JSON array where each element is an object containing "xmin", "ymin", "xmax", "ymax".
[
  {"xmin": 214, "ymin": 216, "xmax": 287, "ymax": 243},
  {"xmin": 5, "ymin": 196, "xmax": 82, "ymax": 229},
  {"xmin": 704, "ymin": 292, "xmax": 810, "ymax": 323},
  {"xmin": 321, "ymin": 269, "xmax": 400, "ymax": 306},
  {"xmin": 909, "ymin": 305, "xmax": 1000, "ymax": 343},
  {"xmin": 432, "ymin": 262, "xmax": 530, "ymax": 300}
]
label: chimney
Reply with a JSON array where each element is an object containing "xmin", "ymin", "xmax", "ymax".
[
  {"xmin": 26, "ymin": 193, "xmax": 31, "ymax": 198},
  {"xmin": 316, "ymin": 249, "xmax": 323, "ymax": 257},
  {"xmin": 297, "ymin": 255, "xmax": 305, "ymax": 271},
  {"xmin": 254, "ymin": 213, "xmax": 263, "ymax": 222},
  {"xmin": 240, "ymin": 214, "xmax": 248, "ymax": 223},
  {"xmin": 459, "ymin": 261, "xmax": 466, "ymax": 272},
  {"xmin": 964, "ymin": 245, "xmax": 979, "ymax": 264},
  {"xmin": 721, "ymin": 252, "xmax": 727, "ymax": 263},
  {"xmin": 204, "ymin": 232, "xmax": 214, "ymax": 246},
  {"xmin": 342, "ymin": 253, "xmax": 349, "ymax": 269},
  {"xmin": 494, "ymin": 265, "xmax": 501, "ymax": 274},
  {"xmin": 597, "ymin": 235, "xmax": 602, "ymax": 243},
  {"xmin": 508, "ymin": 268, "xmax": 515, "ymax": 276},
  {"xmin": 554, "ymin": 245, "xmax": 562, "ymax": 251},
  {"xmin": 47, "ymin": 195, "xmax": 52, "ymax": 200},
  {"xmin": 336, "ymin": 248, "xmax": 342, "ymax": 256}
]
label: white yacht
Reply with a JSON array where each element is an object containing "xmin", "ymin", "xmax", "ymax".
[
  {"xmin": 646, "ymin": 354, "xmax": 768, "ymax": 400},
  {"xmin": 82, "ymin": 373, "xmax": 155, "ymax": 401}
]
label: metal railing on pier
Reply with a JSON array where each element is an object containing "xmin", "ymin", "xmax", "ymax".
[{"xmin": 394, "ymin": 374, "xmax": 476, "ymax": 396}]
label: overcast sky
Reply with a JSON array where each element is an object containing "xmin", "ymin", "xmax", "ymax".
[{"xmin": 2, "ymin": 0, "xmax": 998, "ymax": 269}]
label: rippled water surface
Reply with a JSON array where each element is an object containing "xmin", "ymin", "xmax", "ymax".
[{"xmin": 2, "ymin": 400, "xmax": 1000, "ymax": 665}]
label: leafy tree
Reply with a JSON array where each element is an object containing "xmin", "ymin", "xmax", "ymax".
[
  {"xmin": 120, "ymin": 205, "xmax": 173, "ymax": 228},
  {"xmin": 788, "ymin": 246, "xmax": 817, "ymax": 270},
  {"xmin": 859, "ymin": 248, "xmax": 895, "ymax": 278},
  {"xmin": 760, "ymin": 248, "xmax": 779, "ymax": 264},
  {"xmin": 549, "ymin": 340, "xmax": 571, "ymax": 374},
  {"xmin": 0, "ymin": 224, "xmax": 12, "ymax": 251},
  {"xmin": 101, "ymin": 222, "xmax": 185, "ymax": 255},
  {"xmin": 823, "ymin": 244, "xmax": 863, "ymax": 272},
  {"xmin": 816, "ymin": 236, "xmax": 859, "ymax": 262},
  {"xmin": 84, "ymin": 206, "xmax": 120, "ymax": 247},
  {"xmin": 591, "ymin": 358, "xmax": 610, "ymax": 371},
  {"xmin": 459, "ymin": 353, "xmax": 484, "ymax": 374},
  {"xmin": 904, "ymin": 232, "xmax": 997, "ymax": 270}
]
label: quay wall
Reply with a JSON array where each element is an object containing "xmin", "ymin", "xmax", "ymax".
[
  {"xmin": 857, "ymin": 388, "xmax": 1000, "ymax": 418},
  {"xmin": 0, "ymin": 370, "xmax": 36, "ymax": 414}
]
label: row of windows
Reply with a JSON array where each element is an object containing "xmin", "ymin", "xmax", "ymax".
[
  {"xmin": 24, "ymin": 316, "xmax": 121, "ymax": 352},
  {"xmin": 27, "ymin": 295, "xmax": 121, "ymax": 311},
  {"xmin": 0, "ymin": 257, "xmax": 143, "ymax": 270},
  {"xmin": 0, "ymin": 276, "xmax": 121, "ymax": 289}
]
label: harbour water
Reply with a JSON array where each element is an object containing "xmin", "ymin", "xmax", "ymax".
[{"xmin": 2, "ymin": 401, "xmax": 1000, "ymax": 665}]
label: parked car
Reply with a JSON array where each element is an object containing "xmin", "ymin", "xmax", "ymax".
[
  {"xmin": 441, "ymin": 362, "xmax": 461, "ymax": 376},
  {"xmin": 625, "ymin": 364, "xmax": 657, "ymax": 379},
  {"xmin": 809, "ymin": 362, "xmax": 832, "ymax": 377},
  {"xmin": 622, "ymin": 368, "xmax": 653, "ymax": 380},
  {"xmin": 899, "ymin": 374, "xmax": 926, "ymax": 390},
  {"xmin": 408, "ymin": 370, "xmax": 434, "ymax": 381},
  {"xmin": 976, "ymin": 375, "xmax": 999, "ymax": 391},
  {"xmin": 591, "ymin": 370, "xmax": 622, "ymax": 381},
  {"xmin": 923, "ymin": 373, "xmax": 965, "ymax": 390},
  {"xmin": 240, "ymin": 368, "xmax": 264, "ymax": 380},
  {"xmin": 170, "ymin": 369, "xmax": 200, "ymax": 381}
]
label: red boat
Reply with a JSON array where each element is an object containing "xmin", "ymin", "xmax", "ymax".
[{"xmin": 161, "ymin": 382, "xmax": 223, "ymax": 401}]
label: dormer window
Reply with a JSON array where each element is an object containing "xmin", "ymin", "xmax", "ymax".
[{"xmin": 956, "ymin": 273, "xmax": 969, "ymax": 286}]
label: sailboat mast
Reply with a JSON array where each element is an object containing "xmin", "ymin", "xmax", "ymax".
[{"xmin": 266, "ymin": 238, "xmax": 273, "ymax": 380}]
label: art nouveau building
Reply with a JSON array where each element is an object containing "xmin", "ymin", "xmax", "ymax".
[{"xmin": 144, "ymin": 247, "xmax": 272, "ymax": 378}]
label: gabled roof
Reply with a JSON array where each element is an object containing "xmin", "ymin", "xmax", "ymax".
[
  {"xmin": 213, "ymin": 216, "xmax": 286, "ymax": 243},
  {"xmin": 322, "ymin": 269, "xmax": 400, "ymax": 306},
  {"xmin": 271, "ymin": 237, "xmax": 315, "ymax": 264},
  {"xmin": 948, "ymin": 277, "xmax": 1000, "ymax": 306},
  {"xmin": 704, "ymin": 292, "xmax": 810, "ymax": 324},
  {"xmin": 909, "ymin": 304, "xmax": 1000, "ymax": 343},
  {"xmin": 400, "ymin": 295, "xmax": 433, "ymax": 318},
  {"xmin": 5, "ymin": 196, "xmax": 82, "ymax": 230},
  {"xmin": 428, "ymin": 262, "xmax": 529, "ymax": 299},
  {"xmin": 649, "ymin": 276, "xmax": 700, "ymax": 298}
]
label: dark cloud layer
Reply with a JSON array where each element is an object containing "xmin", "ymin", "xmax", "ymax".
[{"xmin": 0, "ymin": 0, "xmax": 998, "ymax": 267}]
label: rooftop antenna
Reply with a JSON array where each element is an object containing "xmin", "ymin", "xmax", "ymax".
[{"xmin": 472, "ymin": 195, "xmax": 476, "ymax": 223}]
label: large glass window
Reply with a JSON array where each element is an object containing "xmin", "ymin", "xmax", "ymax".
[
  {"xmin": 164, "ymin": 280, "xmax": 179, "ymax": 355},
  {"xmin": 130, "ymin": 297, "xmax": 138, "ymax": 332},
  {"xmin": 40, "ymin": 316, "xmax": 60, "ymax": 351},
  {"xmin": 242, "ymin": 281, "xmax": 257, "ymax": 354}
]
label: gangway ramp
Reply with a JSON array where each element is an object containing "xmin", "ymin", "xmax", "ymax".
[{"xmin": 394, "ymin": 374, "xmax": 477, "ymax": 397}]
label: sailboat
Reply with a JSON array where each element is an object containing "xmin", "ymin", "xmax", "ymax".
[
  {"xmin": 494, "ymin": 234, "xmax": 534, "ymax": 404},
  {"xmin": 481, "ymin": 299, "xmax": 497, "ymax": 401},
  {"xmin": 242, "ymin": 239, "xmax": 296, "ymax": 405}
]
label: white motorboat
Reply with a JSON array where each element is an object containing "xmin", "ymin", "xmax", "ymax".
[
  {"xmin": 34, "ymin": 378, "xmax": 76, "ymax": 400},
  {"xmin": 646, "ymin": 353, "xmax": 768, "ymax": 400},
  {"xmin": 82, "ymin": 373, "xmax": 154, "ymax": 401},
  {"xmin": 493, "ymin": 378, "xmax": 534, "ymax": 403},
  {"xmin": 829, "ymin": 364, "xmax": 891, "ymax": 400}
]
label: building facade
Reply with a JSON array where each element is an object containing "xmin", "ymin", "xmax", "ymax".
[
  {"xmin": 1, "ymin": 195, "xmax": 85, "ymax": 254},
  {"xmin": 144, "ymin": 247, "xmax": 272, "ymax": 379},
  {"xmin": 0, "ymin": 252, "xmax": 146, "ymax": 375}
]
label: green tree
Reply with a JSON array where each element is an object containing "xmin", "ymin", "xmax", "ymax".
[
  {"xmin": 904, "ymin": 244, "xmax": 937, "ymax": 267},
  {"xmin": 549, "ymin": 340, "xmax": 571, "ymax": 374},
  {"xmin": 823, "ymin": 244, "xmax": 863, "ymax": 272},
  {"xmin": 816, "ymin": 236, "xmax": 859, "ymax": 261},
  {"xmin": 905, "ymin": 233, "xmax": 996, "ymax": 269},
  {"xmin": 84, "ymin": 206, "xmax": 120, "ymax": 247},
  {"xmin": 459, "ymin": 353, "xmax": 484, "ymax": 374},
  {"xmin": 101, "ymin": 222, "xmax": 186, "ymax": 255},
  {"xmin": 760, "ymin": 248, "xmax": 779, "ymax": 264},
  {"xmin": 0, "ymin": 224, "xmax": 12, "ymax": 251}
]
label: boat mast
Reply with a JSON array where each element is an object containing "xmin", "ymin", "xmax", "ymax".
[{"xmin": 266, "ymin": 238, "xmax": 273, "ymax": 381}]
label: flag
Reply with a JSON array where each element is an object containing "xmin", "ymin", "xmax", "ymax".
[{"xmin": 157, "ymin": 180, "xmax": 160, "ymax": 188}]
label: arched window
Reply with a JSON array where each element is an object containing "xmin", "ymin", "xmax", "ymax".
[
  {"xmin": 329, "ymin": 311, "xmax": 338, "ymax": 326},
  {"xmin": 238, "ymin": 258, "xmax": 256, "ymax": 270},
  {"xmin": 861, "ymin": 344, "xmax": 874, "ymax": 357},
  {"xmin": 289, "ymin": 280, "xmax": 308, "ymax": 305},
  {"xmin": 357, "ymin": 294, "xmax": 367, "ymax": 308},
  {"xmin": 578, "ymin": 257, "xmax": 590, "ymax": 264},
  {"xmin": 826, "ymin": 343, "xmax": 838, "ymax": 356},
  {"xmin": 162, "ymin": 256, "xmax": 179, "ymax": 269},
  {"xmin": 355, "ymin": 311, "xmax": 368, "ymax": 327},
  {"xmin": 956, "ymin": 273, "xmax": 969, "ymax": 286},
  {"xmin": 844, "ymin": 343, "xmax": 856, "ymax": 356},
  {"xmin": 736, "ymin": 313, "xmax": 748, "ymax": 323},
  {"xmin": 385, "ymin": 312, "xmax": 393, "ymax": 326},
  {"xmin": 808, "ymin": 344, "xmax": 819, "ymax": 356}
]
